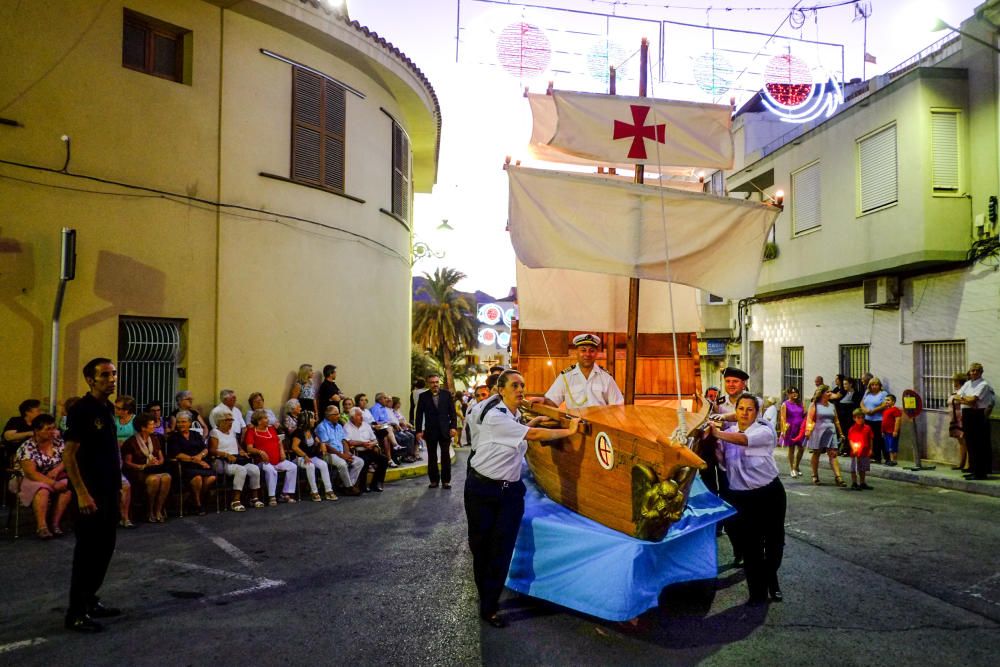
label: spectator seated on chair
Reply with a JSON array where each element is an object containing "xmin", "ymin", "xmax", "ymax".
[
  {"xmin": 210, "ymin": 389, "xmax": 247, "ymax": 437},
  {"xmin": 208, "ymin": 406, "xmax": 262, "ymax": 512},
  {"xmin": 4, "ymin": 399, "xmax": 42, "ymax": 465},
  {"xmin": 167, "ymin": 391, "xmax": 208, "ymax": 436},
  {"xmin": 316, "ymin": 406, "xmax": 363, "ymax": 496},
  {"xmin": 10, "ymin": 414, "xmax": 72, "ymax": 539},
  {"xmin": 166, "ymin": 411, "xmax": 217, "ymax": 515},
  {"xmin": 122, "ymin": 413, "xmax": 172, "ymax": 523},
  {"xmin": 338, "ymin": 398, "xmax": 354, "ymax": 426},
  {"xmin": 244, "ymin": 409, "xmax": 297, "ymax": 505},
  {"xmin": 283, "ymin": 399, "xmax": 302, "ymax": 435},
  {"xmin": 114, "ymin": 395, "xmax": 137, "ymax": 529},
  {"xmin": 145, "ymin": 400, "xmax": 166, "ymax": 435},
  {"xmin": 384, "ymin": 394, "xmax": 417, "ymax": 463},
  {"xmin": 344, "ymin": 407, "xmax": 388, "ymax": 493},
  {"xmin": 244, "ymin": 393, "xmax": 278, "ymax": 430},
  {"xmin": 362, "ymin": 393, "xmax": 400, "ymax": 468},
  {"xmin": 289, "ymin": 411, "xmax": 337, "ymax": 502}
]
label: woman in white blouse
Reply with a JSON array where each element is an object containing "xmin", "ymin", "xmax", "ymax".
[
  {"xmin": 708, "ymin": 392, "xmax": 786, "ymax": 605},
  {"xmin": 464, "ymin": 369, "xmax": 579, "ymax": 629},
  {"xmin": 208, "ymin": 408, "xmax": 263, "ymax": 511}
]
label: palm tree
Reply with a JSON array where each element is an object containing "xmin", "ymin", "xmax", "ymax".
[{"xmin": 413, "ymin": 267, "xmax": 477, "ymax": 392}]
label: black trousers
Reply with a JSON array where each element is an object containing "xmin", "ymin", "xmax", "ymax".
[
  {"xmin": 964, "ymin": 409, "xmax": 992, "ymax": 478},
  {"xmin": 68, "ymin": 490, "xmax": 120, "ymax": 617},
  {"xmin": 725, "ymin": 477, "xmax": 786, "ymax": 601},
  {"xmin": 865, "ymin": 419, "xmax": 885, "ymax": 462},
  {"xmin": 354, "ymin": 448, "xmax": 387, "ymax": 491},
  {"xmin": 425, "ymin": 435, "xmax": 451, "ymax": 485},
  {"xmin": 463, "ymin": 472, "xmax": 525, "ymax": 618}
]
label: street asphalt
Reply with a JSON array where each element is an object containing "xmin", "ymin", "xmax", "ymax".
[{"xmin": 2, "ymin": 449, "xmax": 999, "ymax": 666}]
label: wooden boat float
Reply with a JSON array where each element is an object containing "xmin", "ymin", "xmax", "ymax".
[{"xmin": 519, "ymin": 397, "xmax": 710, "ymax": 541}]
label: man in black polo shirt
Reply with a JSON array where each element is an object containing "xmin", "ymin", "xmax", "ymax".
[
  {"xmin": 63, "ymin": 357, "xmax": 123, "ymax": 632},
  {"xmin": 316, "ymin": 364, "xmax": 344, "ymax": 416}
]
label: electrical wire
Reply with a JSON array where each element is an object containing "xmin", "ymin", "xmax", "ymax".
[{"xmin": 0, "ymin": 159, "xmax": 408, "ymax": 263}]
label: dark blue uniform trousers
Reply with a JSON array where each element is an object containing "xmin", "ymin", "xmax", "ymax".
[{"xmin": 463, "ymin": 472, "xmax": 525, "ymax": 619}]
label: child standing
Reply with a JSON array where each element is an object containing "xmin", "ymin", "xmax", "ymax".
[
  {"xmin": 848, "ymin": 408, "xmax": 874, "ymax": 490},
  {"xmin": 881, "ymin": 395, "xmax": 903, "ymax": 467}
]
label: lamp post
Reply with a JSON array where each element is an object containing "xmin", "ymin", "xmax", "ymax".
[
  {"xmin": 411, "ymin": 239, "xmax": 444, "ymax": 266},
  {"xmin": 931, "ymin": 18, "xmax": 1000, "ymax": 54}
]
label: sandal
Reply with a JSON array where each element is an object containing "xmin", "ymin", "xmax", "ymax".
[
  {"xmin": 812, "ymin": 476, "xmax": 820, "ymax": 485},
  {"xmin": 325, "ymin": 491, "xmax": 339, "ymax": 501},
  {"xmin": 268, "ymin": 497, "xmax": 278, "ymax": 507},
  {"xmin": 834, "ymin": 476, "xmax": 846, "ymax": 487},
  {"xmin": 230, "ymin": 501, "xmax": 246, "ymax": 512},
  {"xmin": 284, "ymin": 495, "xmax": 297, "ymax": 504},
  {"xmin": 52, "ymin": 526, "xmax": 64, "ymax": 536},
  {"xmin": 37, "ymin": 527, "xmax": 53, "ymax": 539},
  {"xmin": 252, "ymin": 499, "xmax": 265, "ymax": 509},
  {"xmin": 310, "ymin": 492, "xmax": 322, "ymax": 502}
]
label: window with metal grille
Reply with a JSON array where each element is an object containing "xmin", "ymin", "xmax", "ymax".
[
  {"xmin": 391, "ymin": 121, "xmax": 410, "ymax": 218},
  {"xmin": 781, "ymin": 347, "xmax": 804, "ymax": 392},
  {"xmin": 838, "ymin": 344, "xmax": 870, "ymax": 380},
  {"xmin": 291, "ymin": 66, "xmax": 346, "ymax": 192},
  {"xmin": 858, "ymin": 124, "xmax": 898, "ymax": 213},
  {"xmin": 122, "ymin": 9, "xmax": 188, "ymax": 83},
  {"xmin": 117, "ymin": 317, "xmax": 183, "ymax": 413},
  {"xmin": 791, "ymin": 161, "xmax": 821, "ymax": 235},
  {"xmin": 916, "ymin": 340, "xmax": 966, "ymax": 410},
  {"xmin": 931, "ymin": 110, "xmax": 959, "ymax": 193}
]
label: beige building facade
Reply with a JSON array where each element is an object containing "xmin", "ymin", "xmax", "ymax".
[{"xmin": 0, "ymin": 0, "xmax": 439, "ymax": 419}]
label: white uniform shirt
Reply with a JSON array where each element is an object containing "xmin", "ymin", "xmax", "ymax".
[
  {"xmin": 344, "ymin": 421, "xmax": 377, "ymax": 445},
  {"xmin": 471, "ymin": 404, "xmax": 529, "ymax": 482},
  {"xmin": 720, "ymin": 421, "xmax": 779, "ymax": 491},
  {"xmin": 466, "ymin": 395, "xmax": 502, "ymax": 452},
  {"xmin": 544, "ymin": 364, "xmax": 624, "ymax": 408},
  {"xmin": 958, "ymin": 377, "xmax": 995, "ymax": 413}
]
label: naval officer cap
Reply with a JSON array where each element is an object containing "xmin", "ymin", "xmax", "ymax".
[
  {"xmin": 722, "ymin": 366, "xmax": 749, "ymax": 381},
  {"xmin": 572, "ymin": 333, "xmax": 601, "ymax": 348}
]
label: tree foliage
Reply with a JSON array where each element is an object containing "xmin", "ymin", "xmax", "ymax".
[{"xmin": 412, "ymin": 267, "xmax": 478, "ymax": 392}]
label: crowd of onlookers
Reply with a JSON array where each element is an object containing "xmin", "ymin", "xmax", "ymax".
[
  {"xmin": 2, "ymin": 363, "xmax": 428, "ymax": 539},
  {"xmin": 741, "ymin": 367, "xmax": 993, "ymax": 488}
]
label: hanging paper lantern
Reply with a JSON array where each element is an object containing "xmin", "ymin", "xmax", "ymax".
[
  {"xmin": 693, "ymin": 51, "xmax": 734, "ymax": 95},
  {"xmin": 497, "ymin": 331, "xmax": 511, "ymax": 348},
  {"xmin": 496, "ymin": 22, "xmax": 551, "ymax": 78},
  {"xmin": 763, "ymin": 54, "xmax": 813, "ymax": 108},
  {"xmin": 586, "ymin": 39, "xmax": 629, "ymax": 83},
  {"xmin": 502, "ymin": 307, "xmax": 516, "ymax": 327}
]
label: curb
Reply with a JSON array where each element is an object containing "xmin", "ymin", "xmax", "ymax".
[{"xmin": 383, "ymin": 448, "xmax": 459, "ymax": 484}]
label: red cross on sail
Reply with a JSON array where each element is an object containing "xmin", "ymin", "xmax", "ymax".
[{"xmin": 613, "ymin": 105, "xmax": 666, "ymax": 160}]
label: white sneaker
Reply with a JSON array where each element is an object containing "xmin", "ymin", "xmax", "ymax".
[{"xmin": 388, "ymin": 460, "xmax": 399, "ymax": 468}]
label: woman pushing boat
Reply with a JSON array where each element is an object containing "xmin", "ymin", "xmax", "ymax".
[
  {"xmin": 465, "ymin": 369, "xmax": 580, "ymax": 628},
  {"xmin": 707, "ymin": 392, "xmax": 786, "ymax": 605}
]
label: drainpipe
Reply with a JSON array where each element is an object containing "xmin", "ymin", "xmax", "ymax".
[{"xmin": 50, "ymin": 228, "xmax": 76, "ymax": 413}]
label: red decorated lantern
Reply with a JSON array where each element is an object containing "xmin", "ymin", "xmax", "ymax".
[{"xmin": 496, "ymin": 22, "xmax": 551, "ymax": 78}]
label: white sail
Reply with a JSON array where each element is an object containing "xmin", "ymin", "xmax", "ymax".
[{"xmin": 508, "ymin": 166, "xmax": 779, "ymax": 300}]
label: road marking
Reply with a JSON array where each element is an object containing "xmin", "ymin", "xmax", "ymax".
[
  {"xmin": 789, "ymin": 491, "xmax": 810, "ymax": 497},
  {"xmin": 962, "ymin": 572, "xmax": 1000, "ymax": 608},
  {"xmin": 190, "ymin": 524, "xmax": 264, "ymax": 574},
  {"xmin": 0, "ymin": 638, "xmax": 47, "ymax": 654},
  {"xmin": 154, "ymin": 558, "xmax": 284, "ymax": 600}
]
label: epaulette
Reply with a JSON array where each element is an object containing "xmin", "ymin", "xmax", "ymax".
[
  {"xmin": 561, "ymin": 365, "xmax": 576, "ymax": 375},
  {"xmin": 497, "ymin": 407, "xmax": 507, "ymax": 413}
]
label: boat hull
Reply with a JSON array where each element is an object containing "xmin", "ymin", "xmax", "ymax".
[{"xmin": 522, "ymin": 399, "xmax": 710, "ymax": 541}]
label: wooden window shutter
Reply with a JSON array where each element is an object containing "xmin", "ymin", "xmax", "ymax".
[
  {"xmin": 791, "ymin": 161, "xmax": 821, "ymax": 235},
  {"xmin": 391, "ymin": 122, "xmax": 410, "ymax": 218},
  {"xmin": 858, "ymin": 124, "xmax": 898, "ymax": 213},
  {"xmin": 931, "ymin": 111, "xmax": 959, "ymax": 192},
  {"xmin": 291, "ymin": 66, "xmax": 346, "ymax": 191}
]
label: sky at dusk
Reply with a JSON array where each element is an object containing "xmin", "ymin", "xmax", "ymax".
[{"xmin": 350, "ymin": 0, "xmax": 982, "ymax": 298}]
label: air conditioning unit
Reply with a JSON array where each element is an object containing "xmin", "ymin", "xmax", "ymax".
[{"xmin": 863, "ymin": 276, "xmax": 900, "ymax": 309}]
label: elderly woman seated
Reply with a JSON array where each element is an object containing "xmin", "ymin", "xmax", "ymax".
[
  {"xmin": 244, "ymin": 409, "xmax": 297, "ymax": 505},
  {"xmin": 122, "ymin": 412, "xmax": 173, "ymax": 523},
  {"xmin": 168, "ymin": 391, "xmax": 209, "ymax": 436},
  {"xmin": 244, "ymin": 393, "xmax": 278, "ymax": 429},
  {"xmin": 208, "ymin": 406, "xmax": 263, "ymax": 512},
  {"xmin": 288, "ymin": 411, "xmax": 338, "ymax": 502},
  {"xmin": 283, "ymin": 399, "xmax": 302, "ymax": 435},
  {"xmin": 166, "ymin": 410, "xmax": 217, "ymax": 515},
  {"xmin": 10, "ymin": 414, "xmax": 72, "ymax": 538},
  {"xmin": 114, "ymin": 395, "xmax": 138, "ymax": 528}
]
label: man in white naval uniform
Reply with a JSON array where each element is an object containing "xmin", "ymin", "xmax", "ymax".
[{"xmin": 540, "ymin": 333, "xmax": 624, "ymax": 409}]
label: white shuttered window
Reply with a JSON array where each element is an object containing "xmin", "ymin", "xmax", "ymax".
[
  {"xmin": 791, "ymin": 161, "xmax": 821, "ymax": 235},
  {"xmin": 931, "ymin": 111, "xmax": 959, "ymax": 192},
  {"xmin": 858, "ymin": 124, "xmax": 897, "ymax": 213}
]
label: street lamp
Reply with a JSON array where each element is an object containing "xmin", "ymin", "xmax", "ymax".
[{"xmin": 931, "ymin": 18, "xmax": 1000, "ymax": 54}]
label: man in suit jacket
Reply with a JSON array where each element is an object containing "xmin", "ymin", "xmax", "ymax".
[{"xmin": 415, "ymin": 374, "xmax": 458, "ymax": 489}]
